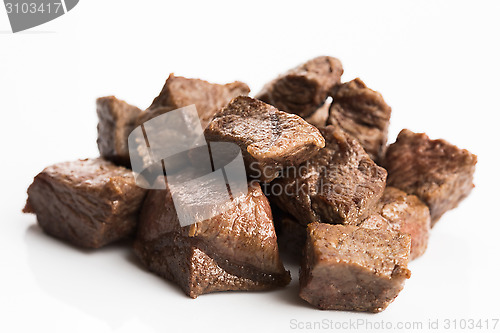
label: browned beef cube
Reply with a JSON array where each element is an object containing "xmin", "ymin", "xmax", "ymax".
[
  {"xmin": 271, "ymin": 126, "xmax": 387, "ymax": 225},
  {"xmin": 204, "ymin": 96, "xmax": 325, "ymax": 182},
  {"xmin": 137, "ymin": 74, "xmax": 250, "ymax": 128},
  {"xmin": 130, "ymin": 75, "xmax": 250, "ymax": 178},
  {"xmin": 256, "ymin": 56, "xmax": 343, "ymax": 117},
  {"xmin": 327, "ymin": 78, "xmax": 392, "ymax": 162},
  {"xmin": 378, "ymin": 187, "xmax": 431, "ymax": 259},
  {"xmin": 299, "ymin": 223, "xmax": 411, "ymax": 312},
  {"xmin": 138, "ymin": 240, "xmax": 284, "ymax": 298},
  {"xmin": 304, "ymin": 99, "xmax": 331, "ymax": 128},
  {"xmin": 96, "ymin": 96, "xmax": 143, "ymax": 166},
  {"xmin": 23, "ymin": 158, "xmax": 147, "ymax": 248},
  {"xmin": 383, "ymin": 129, "xmax": 477, "ymax": 225},
  {"xmin": 134, "ymin": 181, "xmax": 291, "ymax": 298},
  {"xmin": 361, "ymin": 187, "xmax": 431, "ymax": 260}
]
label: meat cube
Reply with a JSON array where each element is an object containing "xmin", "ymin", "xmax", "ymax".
[
  {"xmin": 383, "ymin": 129, "xmax": 477, "ymax": 225},
  {"xmin": 271, "ymin": 126, "xmax": 387, "ymax": 225},
  {"xmin": 138, "ymin": 240, "xmax": 284, "ymax": 298},
  {"xmin": 130, "ymin": 75, "xmax": 250, "ymax": 179},
  {"xmin": 134, "ymin": 180, "xmax": 291, "ymax": 298},
  {"xmin": 327, "ymin": 78, "xmax": 392, "ymax": 162},
  {"xmin": 275, "ymin": 189, "xmax": 425, "ymax": 261},
  {"xmin": 137, "ymin": 74, "xmax": 250, "ymax": 129},
  {"xmin": 23, "ymin": 158, "xmax": 147, "ymax": 248},
  {"xmin": 377, "ymin": 187, "xmax": 431, "ymax": 259},
  {"xmin": 299, "ymin": 222, "xmax": 411, "ymax": 312},
  {"xmin": 256, "ymin": 56, "xmax": 343, "ymax": 117},
  {"xmin": 96, "ymin": 96, "xmax": 143, "ymax": 166},
  {"xmin": 304, "ymin": 99, "xmax": 331, "ymax": 128},
  {"xmin": 361, "ymin": 187, "xmax": 431, "ymax": 260},
  {"xmin": 204, "ymin": 96, "xmax": 325, "ymax": 182}
]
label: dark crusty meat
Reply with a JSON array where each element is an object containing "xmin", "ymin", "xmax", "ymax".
[
  {"xmin": 383, "ymin": 129, "xmax": 477, "ymax": 225},
  {"xmin": 204, "ymin": 96, "xmax": 325, "ymax": 182},
  {"xmin": 304, "ymin": 99, "xmax": 331, "ymax": 128},
  {"xmin": 256, "ymin": 56, "xmax": 343, "ymax": 117},
  {"xmin": 327, "ymin": 78, "xmax": 392, "ymax": 162},
  {"xmin": 271, "ymin": 126, "xmax": 387, "ymax": 225},
  {"xmin": 130, "ymin": 75, "xmax": 249, "ymax": 178},
  {"xmin": 134, "ymin": 180, "xmax": 290, "ymax": 298},
  {"xmin": 274, "ymin": 213, "xmax": 307, "ymax": 261},
  {"xmin": 23, "ymin": 158, "xmax": 147, "ymax": 248},
  {"xmin": 137, "ymin": 74, "xmax": 250, "ymax": 128},
  {"xmin": 96, "ymin": 96, "xmax": 143, "ymax": 166},
  {"xmin": 276, "ymin": 188, "xmax": 425, "ymax": 262},
  {"xmin": 299, "ymin": 222, "xmax": 411, "ymax": 312}
]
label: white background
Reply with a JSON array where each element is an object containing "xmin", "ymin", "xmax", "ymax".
[{"xmin": 1, "ymin": 1, "xmax": 499, "ymax": 332}]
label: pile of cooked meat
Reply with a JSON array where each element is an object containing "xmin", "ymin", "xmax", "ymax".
[{"xmin": 24, "ymin": 56, "xmax": 477, "ymax": 313}]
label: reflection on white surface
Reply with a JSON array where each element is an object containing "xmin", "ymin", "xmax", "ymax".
[
  {"xmin": 22, "ymin": 218, "xmax": 477, "ymax": 333},
  {"xmin": 23, "ymin": 224, "xmax": 306, "ymax": 332},
  {"xmin": 24, "ymin": 225, "xmax": 179, "ymax": 331}
]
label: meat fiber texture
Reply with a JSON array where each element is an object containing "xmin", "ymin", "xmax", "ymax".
[
  {"xmin": 272, "ymin": 126, "xmax": 387, "ymax": 226},
  {"xmin": 327, "ymin": 78, "xmax": 392, "ymax": 163},
  {"xmin": 23, "ymin": 158, "xmax": 147, "ymax": 248},
  {"xmin": 96, "ymin": 96, "xmax": 143, "ymax": 167},
  {"xmin": 134, "ymin": 180, "xmax": 290, "ymax": 298},
  {"xmin": 360, "ymin": 187, "xmax": 431, "ymax": 260},
  {"xmin": 204, "ymin": 96, "xmax": 325, "ymax": 182},
  {"xmin": 256, "ymin": 56, "xmax": 343, "ymax": 118},
  {"xmin": 299, "ymin": 223, "xmax": 411, "ymax": 312},
  {"xmin": 272, "ymin": 186, "xmax": 430, "ymax": 261},
  {"xmin": 383, "ymin": 129, "xmax": 477, "ymax": 226}
]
